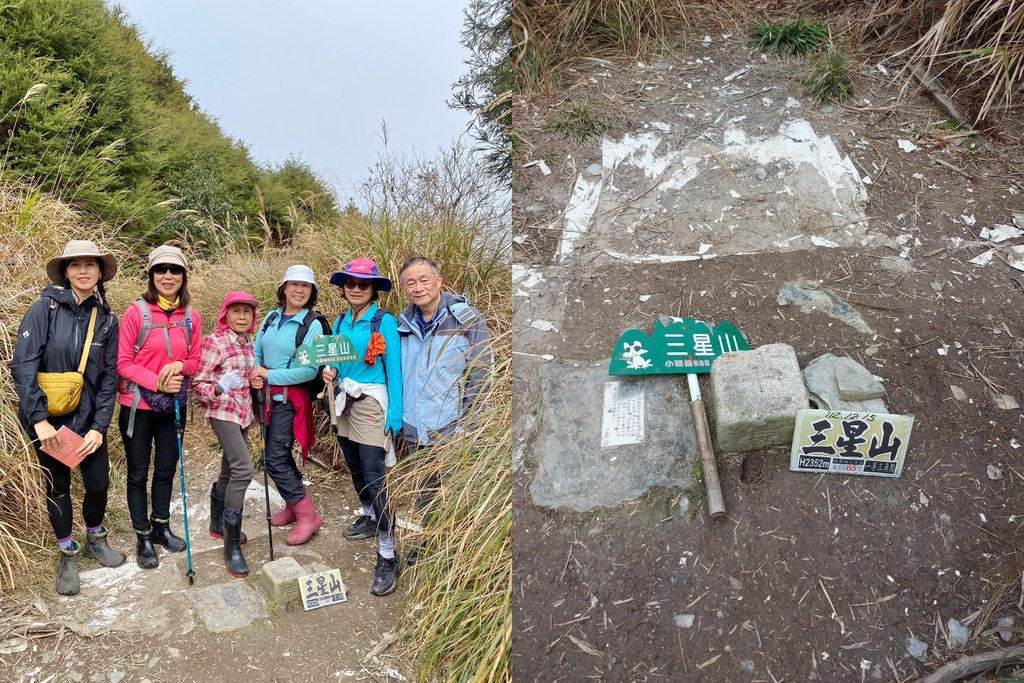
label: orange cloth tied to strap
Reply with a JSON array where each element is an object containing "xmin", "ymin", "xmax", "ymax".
[{"xmin": 363, "ymin": 331, "xmax": 386, "ymax": 366}]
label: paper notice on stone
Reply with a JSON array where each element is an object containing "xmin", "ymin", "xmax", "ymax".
[{"xmin": 601, "ymin": 380, "xmax": 645, "ymax": 447}]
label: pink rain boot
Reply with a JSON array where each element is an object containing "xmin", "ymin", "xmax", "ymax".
[{"xmin": 286, "ymin": 489, "xmax": 323, "ymax": 546}]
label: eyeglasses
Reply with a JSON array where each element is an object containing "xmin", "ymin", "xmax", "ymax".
[
  {"xmin": 151, "ymin": 264, "xmax": 185, "ymax": 276},
  {"xmin": 343, "ymin": 279, "xmax": 371, "ymax": 290}
]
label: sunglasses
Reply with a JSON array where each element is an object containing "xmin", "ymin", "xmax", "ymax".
[
  {"xmin": 343, "ymin": 279, "xmax": 372, "ymax": 290},
  {"xmin": 151, "ymin": 264, "xmax": 185, "ymax": 276}
]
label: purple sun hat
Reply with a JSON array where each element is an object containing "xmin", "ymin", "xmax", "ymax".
[{"xmin": 329, "ymin": 257, "xmax": 392, "ymax": 292}]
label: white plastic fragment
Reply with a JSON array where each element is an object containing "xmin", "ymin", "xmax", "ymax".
[
  {"xmin": 529, "ymin": 320, "xmax": 558, "ymax": 332},
  {"xmin": 703, "ymin": 35, "xmax": 712, "ymax": 47},
  {"xmin": 522, "ymin": 159, "xmax": 552, "ymax": 176},
  {"xmin": 968, "ymin": 250, "xmax": 994, "ymax": 267},
  {"xmin": 898, "ymin": 139, "xmax": 919, "ymax": 153},
  {"xmin": 980, "ymin": 224, "xmax": 1022, "ymax": 242},
  {"xmin": 1009, "ymin": 245, "xmax": 1024, "ymax": 272},
  {"xmin": 961, "ymin": 214, "xmax": 976, "ymax": 225}
]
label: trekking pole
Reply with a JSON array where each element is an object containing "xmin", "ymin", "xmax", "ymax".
[
  {"xmin": 173, "ymin": 398, "xmax": 196, "ymax": 585},
  {"xmin": 254, "ymin": 383, "xmax": 274, "ymax": 561}
]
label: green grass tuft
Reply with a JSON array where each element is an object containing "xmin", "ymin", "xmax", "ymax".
[
  {"xmin": 546, "ymin": 100, "xmax": 616, "ymax": 144},
  {"xmin": 750, "ymin": 18, "xmax": 828, "ymax": 55},
  {"xmin": 804, "ymin": 45, "xmax": 856, "ymax": 104}
]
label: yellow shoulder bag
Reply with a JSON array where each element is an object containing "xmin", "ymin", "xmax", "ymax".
[{"xmin": 36, "ymin": 307, "xmax": 97, "ymax": 417}]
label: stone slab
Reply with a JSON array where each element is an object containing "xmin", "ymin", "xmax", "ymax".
[
  {"xmin": 188, "ymin": 582, "xmax": 268, "ymax": 633},
  {"xmin": 835, "ymin": 356, "xmax": 886, "ymax": 401},
  {"xmin": 259, "ymin": 556, "xmax": 305, "ymax": 605},
  {"xmin": 529, "ymin": 361, "xmax": 696, "ymax": 512},
  {"xmin": 804, "ymin": 353, "xmax": 888, "ymax": 413},
  {"xmin": 709, "ymin": 343, "xmax": 808, "ymax": 453}
]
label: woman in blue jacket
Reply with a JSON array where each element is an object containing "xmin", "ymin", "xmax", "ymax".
[{"xmin": 322, "ymin": 258, "xmax": 402, "ymax": 596}]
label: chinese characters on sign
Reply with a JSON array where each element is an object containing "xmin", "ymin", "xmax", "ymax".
[
  {"xmin": 293, "ymin": 335, "xmax": 359, "ymax": 366},
  {"xmin": 601, "ymin": 380, "xmax": 645, "ymax": 447},
  {"xmin": 609, "ymin": 319, "xmax": 750, "ymax": 376},
  {"xmin": 789, "ymin": 409, "xmax": 914, "ymax": 478},
  {"xmin": 298, "ymin": 568, "xmax": 347, "ymax": 611}
]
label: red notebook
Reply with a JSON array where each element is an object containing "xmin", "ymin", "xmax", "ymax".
[{"xmin": 40, "ymin": 426, "xmax": 87, "ymax": 468}]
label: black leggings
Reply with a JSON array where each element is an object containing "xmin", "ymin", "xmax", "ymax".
[
  {"xmin": 338, "ymin": 436, "xmax": 392, "ymax": 535},
  {"xmin": 119, "ymin": 407, "xmax": 180, "ymax": 531},
  {"xmin": 35, "ymin": 440, "xmax": 111, "ymax": 539}
]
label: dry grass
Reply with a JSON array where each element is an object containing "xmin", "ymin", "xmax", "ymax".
[{"xmin": 0, "ymin": 179, "xmax": 130, "ymax": 591}]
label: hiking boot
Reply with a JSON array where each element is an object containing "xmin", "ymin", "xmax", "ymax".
[
  {"xmin": 151, "ymin": 518, "xmax": 186, "ymax": 552},
  {"xmin": 82, "ymin": 528, "xmax": 126, "ymax": 568},
  {"xmin": 136, "ymin": 530, "xmax": 159, "ymax": 569},
  {"xmin": 209, "ymin": 484, "xmax": 247, "ymax": 544},
  {"xmin": 56, "ymin": 543, "xmax": 81, "ymax": 596},
  {"xmin": 285, "ymin": 488, "xmax": 322, "ymax": 546},
  {"xmin": 370, "ymin": 552, "xmax": 400, "ymax": 597},
  {"xmin": 343, "ymin": 514, "xmax": 378, "ymax": 541},
  {"xmin": 223, "ymin": 507, "xmax": 249, "ymax": 579},
  {"xmin": 270, "ymin": 502, "xmax": 296, "ymax": 527}
]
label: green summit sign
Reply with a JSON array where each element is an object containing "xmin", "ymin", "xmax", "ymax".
[
  {"xmin": 608, "ymin": 318, "xmax": 751, "ymax": 376},
  {"xmin": 293, "ymin": 335, "xmax": 359, "ymax": 367}
]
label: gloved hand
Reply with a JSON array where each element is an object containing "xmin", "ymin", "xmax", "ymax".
[
  {"xmin": 386, "ymin": 419, "xmax": 403, "ymax": 438},
  {"xmin": 217, "ymin": 369, "xmax": 243, "ymax": 394}
]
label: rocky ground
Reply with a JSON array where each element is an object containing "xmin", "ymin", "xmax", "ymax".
[
  {"xmin": 0, "ymin": 423, "xmax": 415, "ymax": 683},
  {"xmin": 512, "ymin": 37, "xmax": 1024, "ymax": 682}
]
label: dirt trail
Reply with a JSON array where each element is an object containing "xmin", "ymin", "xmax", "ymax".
[{"xmin": 1, "ymin": 421, "xmax": 413, "ymax": 683}]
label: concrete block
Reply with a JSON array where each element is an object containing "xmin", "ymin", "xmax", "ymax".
[
  {"xmin": 189, "ymin": 582, "xmax": 268, "ymax": 633},
  {"xmin": 709, "ymin": 343, "xmax": 808, "ymax": 453},
  {"xmin": 259, "ymin": 556, "xmax": 305, "ymax": 605}
]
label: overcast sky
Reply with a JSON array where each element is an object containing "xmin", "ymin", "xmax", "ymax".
[{"xmin": 111, "ymin": 0, "xmax": 474, "ymax": 200}]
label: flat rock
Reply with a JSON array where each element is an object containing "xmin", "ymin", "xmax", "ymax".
[
  {"xmin": 804, "ymin": 354, "xmax": 888, "ymax": 413},
  {"xmin": 835, "ymin": 357, "xmax": 886, "ymax": 400},
  {"xmin": 530, "ymin": 361, "xmax": 696, "ymax": 512},
  {"xmin": 188, "ymin": 582, "xmax": 268, "ymax": 633}
]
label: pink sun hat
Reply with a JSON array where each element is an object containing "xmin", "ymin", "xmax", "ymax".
[
  {"xmin": 329, "ymin": 258, "xmax": 392, "ymax": 292},
  {"xmin": 217, "ymin": 291, "xmax": 260, "ymax": 333}
]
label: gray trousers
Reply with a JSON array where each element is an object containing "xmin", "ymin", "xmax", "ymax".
[{"xmin": 209, "ymin": 418, "xmax": 254, "ymax": 510}]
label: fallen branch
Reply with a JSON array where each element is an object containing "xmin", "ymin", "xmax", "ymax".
[{"xmin": 908, "ymin": 644, "xmax": 1024, "ymax": 683}]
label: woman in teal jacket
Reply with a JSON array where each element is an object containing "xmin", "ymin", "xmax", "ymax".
[
  {"xmin": 250, "ymin": 265, "xmax": 326, "ymax": 546},
  {"xmin": 322, "ymin": 258, "xmax": 402, "ymax": 596}
]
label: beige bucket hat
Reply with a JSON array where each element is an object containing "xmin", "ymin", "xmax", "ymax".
[{"xmin": 46, "ymin": 240, "xmax": 118, "ymax": 285}]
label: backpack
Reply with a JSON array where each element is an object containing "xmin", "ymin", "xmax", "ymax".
[
  {"xmin": 260, "ymin": 309, "xmax": 332, "ymax": 401},
  {"xmin": 125, "ymin": 298, "xmax": 195, "ymax": 438}
]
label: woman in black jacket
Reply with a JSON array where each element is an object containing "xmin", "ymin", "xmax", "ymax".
[{"xmin": 10, "ymin": 240, "xmax": 126, "ymax": 595}]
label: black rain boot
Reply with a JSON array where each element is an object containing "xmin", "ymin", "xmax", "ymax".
[
  {"xmin": 151, "ymin": 518, "xmax": 186, "ymax": 552},
  {"xmin": 135, "ymin": 529, "xmax": 159, "ymax": 569},
  {"xmin": 56, "ymin": 543, "xmax": 81, "ymax": 596},
  {"xmin": 223, "ymin": 507, "xmax": 248, "ymax": 578},
  {"xmin": 82, "ymin": 528, "xmax": 126, "ymax": 568},
  {"xmin": 209, "ymin": 484, "xmax": 247, "ymax": 544}
]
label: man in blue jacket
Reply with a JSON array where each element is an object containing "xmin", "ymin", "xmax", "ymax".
[{"xmin": 396, "ymin": 256, "xmax": 492, "ymax": 565}]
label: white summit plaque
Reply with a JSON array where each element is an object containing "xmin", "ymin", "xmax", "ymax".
[{"xmin": 601, "ymin": 380, "xmax": 645, "ymax": 447}]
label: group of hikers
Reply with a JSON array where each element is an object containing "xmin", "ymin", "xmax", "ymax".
[{"xmin": 10, "ymin": 240, "xmax": 492, "ymax": 599}]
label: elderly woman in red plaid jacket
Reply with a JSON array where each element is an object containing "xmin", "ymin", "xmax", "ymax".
[{"xmin": 192, "ymin": 291, "xmax": 260, "ymax": 578}]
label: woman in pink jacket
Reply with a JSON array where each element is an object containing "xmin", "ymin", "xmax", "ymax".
[{"xmin": 116, "ymin": 245, "xmax": 203, "ymax": 569}]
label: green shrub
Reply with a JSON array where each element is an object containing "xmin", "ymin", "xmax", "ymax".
[{"xmin": 750, "ymin": 18, "xmax": 828, "ymax": 55}]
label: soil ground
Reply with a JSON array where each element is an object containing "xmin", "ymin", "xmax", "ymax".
[
  {"xmin": 513, "ymin": 37, "xmax": 1024, "ymax": 682},
  {"xmin": 0, "ymin": 422, "xmax": 415, "ymax": 683}
]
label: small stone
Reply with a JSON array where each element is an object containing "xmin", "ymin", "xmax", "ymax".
[
  {"xmin": 740, "ymin": 659, "xmax": 754, "ymax": 673},
  {"xmin": 90, "ymin": 674, "xmax": 106, "ymax": 683},
  {"xmin": 907, "ymin": 635, "xmax": 928, "ymax": 660},
  {"xmin": 674, "ymin": 614, "xmax": 695, "ymax": 628},
  {"xmin": 948, "ymin": 618, "xmax": 969, "ymax": 647},
  {"xmin": 987, "ymin": 465, "xmax": 1003, "ymax": 480},
  {"xmin": 586, "ymin": 164, "xmax": 602, "ymax": 176},
  {"xmin": 754, "ymin": 167, "xmax": 768, "ymax": 181},
  {"xmin": 729, "ymin": 576, "xmax": 743, "ymax": 591},
  {"xmin": 835, "ymin": 358, "xmax": 886, "ymax": 401},
  {"xmin": 68, "ymin": 674, "xmax": 83, "ymax": 683},
  {"xmin": 110, "ymin": 672, "xmax": 125, "ymax": 683},
  {"xmin": 525, "ymin": 204, "xmax": 546, "ymax": 214},
  {"xmin": 993, "ymin": 393, "xmax": 1019, "ymax": 410},
  {"xmin": 950, "ymin": 385, "xmax": 967, "ymax": 402},
  {"xmin": 965, "ymin": 435, "xmax": 981, "ymax": 447},
  {"xmin": 997, "ymin": 616, "xmax": 1014, "ymax": 642},
  {"xmin": 678, "ymin": 495, "xmax": 691, "ymax": 516}
]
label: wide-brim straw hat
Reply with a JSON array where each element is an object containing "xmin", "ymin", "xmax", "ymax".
[{"xmin": 45, "ymin": 240, "xmax": 118, "ymax": 285}]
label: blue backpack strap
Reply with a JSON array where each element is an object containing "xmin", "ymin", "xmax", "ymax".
[{"xmin": 370, "ymin": 308, "xmax": 386, "ymax": 335}]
